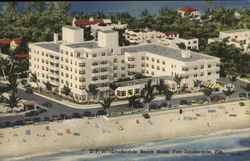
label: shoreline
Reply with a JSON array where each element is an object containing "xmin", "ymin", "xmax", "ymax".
[{"xmin": 0, "ymin": 101, "xmax": 249, "ymax": 157}]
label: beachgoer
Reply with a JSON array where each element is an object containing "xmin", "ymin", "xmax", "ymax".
[{"xmin": 207, "ymin": 122, "xmax": 210, "ymax": 127}]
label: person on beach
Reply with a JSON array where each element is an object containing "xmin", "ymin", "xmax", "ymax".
[
  {"xmin": 207, "ymin": 122, "xmax": 210, "ymax": 127},
  {"xmin": 179, "ymin": 109, "xmax": 183, "ymax": 114}
]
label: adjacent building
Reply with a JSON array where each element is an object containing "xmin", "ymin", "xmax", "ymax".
[
  {"xmin": 177, "ymin": 6, "xmax": 201, "ymax": 20},
  {"xmin": 29, "ymin": 26, "xmax": 220, "ymax": 101}
]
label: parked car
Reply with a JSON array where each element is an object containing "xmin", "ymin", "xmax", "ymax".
[
  {"xmin": 25, "ymin": 89, "xmax": 33, "ymax": 94},
  {"xmin": 239, "ymin": 93, "xmax": 247, "ymax": 99},
  {"xmin": 23, "ymin": 119, "xmax": 33, "ymax": 125},
  {"xmin": 33, "ymin": 117, "xmax": 40, "ymax": 122},
  {"xmin": 51, "ymin": 115, "xmax": 60, "ymax": 121},
  {"xmin": 36, "ymin": 105, "xmax": 47, "ymax": 113},
  {"xmin": 179, "ymin": 100, "xmax": 192, "ymax": 105},
  {"xmin": 14, "ymin": 120, "xmax": 24, "ymax": 126},
  {"xmin": 191, "ymin": 99, "xmax": 203, "ymax": 104},
  {"xmin": 83, "ymin": 111, "xmax": 92, "ymax": 117},
  {"xmin": 210, "ymin": 95, "xmax": 225, "ymax": 102},
  {"xmin": 133, "ymin": 102, "xmax": 144, "ymax": 108},
  {"xmin": 142, "ymin": 113, "xmax": 150, "ymax": 119},
  {"xmin": 150, "ymin": 103, "xmax": 161, "ymax": 110},
  {"xmin": 96, "ymin": 110, "xmax": 107, "ymax": 116},
  {"xmin": 25, "ymin": 110, "xmax": 39, "ymax": 117},
  {"xmin": 184, "ymin": 89, "xmax": 192, "ymax": 93},
  {"xmin": 43, "ymin": 116, "xmax": 51, "ymax": 122},
  {"xmin": 71, "ymin": 113, "xmax": 82, "ymax": 118}
]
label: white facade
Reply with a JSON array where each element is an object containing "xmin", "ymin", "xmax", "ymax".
[
  {"xmin": 208, "ymin": 29, "xmax": 250, "ymax": 53},
  {"xmin": 29, "ymin": 27, "xmax": 220, "ymax": 101},
  {"xmin": 62, "ymin": 26, "xmax": 84, "ymax": 44},
  {"xmin": 177, "ymin": 7, "xmax": 201, "ymax": 20}
]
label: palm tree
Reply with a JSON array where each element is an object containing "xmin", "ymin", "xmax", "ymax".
[
  {"xmin": 99, "ymin": 97, "xmax": 114, "ymax": 117},
  {"xmin": 61, "ymin": 85, "xmax": 71, "ymax": 100},
  {"xmin": 43, "ymin": 81, "xmax": 53, "ymax": 92},
  {"xmin": 6, "ymin": 74, "xmax": 18, "ymax": 94},
  {"xmin": 223, "ymin": 89, "xmax": 235, "ymax": 101},
  {"xmin": 202, "ymin": 87, "xmax": 213, "ymax": 103},
  {"xmin": 128, "ymin": 95, "xmax": 141, "ymax": 114},
  {"xmin": 0, "ymin": 57, "xmax": 8, "ymax": 78},
  {"xmin": 109, "ymin": 82, "xmax": 119, "ymax": 96},
  {"xmin": 3, "ymin": 92, "xmax": 22, "ymax": 113},
  {"xmin": 174, "ymin": 74, "xmax": 182, "ymax": 94},
  {"xmin": 241, "ymin": 83, "xmax": 250, "ymax": 100},
  {"xmin": 193, "ymin": 79, "xmax": 202, "ymax": 89},
  {"xmin": 30, "ymin": 72, "xmax": 39, "ymax": 90},
  {"xmin": 141, "ymin": 80, "xmax": 155, "ymax": 111},
  {"xmin": 155, "ymin": 79, "xmax": 166, "ymax": 95},
  {"xmin": 164, "ymin": 87, "xmax": 173, "ymax": 108},
  {"xmin": 86, "ymin": 84, "xmax": 99, "ymax": 102},
  {"xmin": 228, "ymin": 74, "xmax": 238, "ymax": 85}
]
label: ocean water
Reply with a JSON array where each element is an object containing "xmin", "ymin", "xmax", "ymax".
[
  {"xmin": 0, "ymin": 1, "xmax": 249, "ymax": 18},
  {"xmin": 1, "ymin": 128, "xmax": 250, "ymax": 161}
]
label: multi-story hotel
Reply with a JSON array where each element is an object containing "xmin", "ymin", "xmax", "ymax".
[
  {"xmin": 29, "ymin": 26, "xmax": 220, "ymax": 100},
  {"xmin": 208, "ymin": 29, "xmax": 250, "ymax": 53}
]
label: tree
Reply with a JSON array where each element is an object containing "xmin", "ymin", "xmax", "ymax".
[
  {"xmin": 3, "ymin": 2, "xmax": 18, "ymax": 13},
  {"xmin": 155, "ymin": 79, "xmax": 166, "ymax": 95},
  {"xmin": 228, "ymin": 74, "xmax": 238, "ymax": 85},
  {"xmin": 0, "ymin": 58, "xmax": 8, "ymax": 77},
  {"xmin": 164, "ymin": 87, "xmax": 173, "ymax": 108},
  {"xmin": 86, "ymin": 84, "xmax": 99, "ymax": 102},
  {"xmin": 56, "ymin": 2, "xmax": 71, "ymax": 14},
  {"xmin": 23, "ymin": 2, "xmax": 33, "ymax": 13},
  {"xmin": 33, "ymin": 2, "xmax": 45, "ymax": 12},
  {"xmin": 109, "ymin": 83, "xmax": 119, "ymax": 93},
  {"xmin": 99, "ymin": 97, "xmax": 114, "ymax": 117},
  {"xmin": 193, "ymin": 79, "xmax": 202, "ymax": 89},
  {"xmin": 3, "ymin": 92, "xmax": 22, "ymax": 113},
  {"xmin": 6, "ymin": 74, "xmax": 18, "ymax": 94},
  {"xmin": 30, "ymin": 72, "xmax": 39, "ymax": 90},
  {"xmin": 202, "ymin": 87, "xmax": 213, "ymax": 103},
  {"xmin": 177, "ymin": 43, "xmax": 186, "ymax": 50},
  {"xmin": 141, "ymin": 80, "xmax": 155, "ymax": 111},
  {"xmin": 241, "ymin": 83, "xmax": 250, "ymax": 100},
  {"xmin": 61, "ymin": 85, "xmax": 71, "ymax": 99},
  {"xmin": 43, "ymin": 81, "xmax": 53, "ymax": 92},
  {"xmin": 174, "ymin": 74, "xmax": 182, "ymax": 94},
  {"xmin": 128, "ymin": 95, "xmax": 141, "ymax": 113},
  {"xmin": 223, "ymin": 89, "xmax": 235, "ymax": 101}
]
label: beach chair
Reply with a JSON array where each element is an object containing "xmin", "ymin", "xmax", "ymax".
[
  {"xmin": 73, "ymin": 132, "xmax": 80, "ymax": 136},
  {"xmin": 25, "ymin": 130, "xmax": 31, "ymax": 135},
  {"xmin": 208, "ymin": 110, "xmax": 216, "ymax": 113},
  {"xmin": 229, "ymin": 114, "xmax": 237, "ymax": 117}
]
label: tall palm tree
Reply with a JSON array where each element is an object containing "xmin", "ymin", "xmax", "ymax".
[
  {"xmin": 43, "ymin": 81, "xmax": 53, "ymax": 92},
  {"xmin": 128, "ymin": 95, "xmax": 141, "ymax": 114},
  {"xmin": 30, "ymin": 72, "xmax": 39, "ymax": 90},
  {"xmin": 193, "ymin": 79, "xmax": 202, "ymax": 89},
  {"xmin": 241, "ymin": 83, "xmax": 250, "ymax": 100},
  {"xmin": 109, "ymin": 82, "xmax": 119, "ymax": 96},
  {"xmin": 86, "ymin": 84, "xmax": 99, "ymax": 102},
  {"xmin": 0, "ymin": 57, "xmax": 8, "ymax": 77},
  {"xmin": 99, "ymin": 97, "xmax": 114, "ymax": 117},
  {"xmin": 3, "ymin": 92, "xmax": 22, "ymax": 113},
  {"xmin": 164, "ymin": 87, "xmax": 173, "ymax": 108},
  {"xmin": 141, "ymin": 80, "xmax": 155, "ymax": 111},
  {"xmin": 223, "ymin": 89, "xmax": 235, "ymax": 101},
  {"xmin": 228, "ymin": 74, "xmax": 238, "ymax": 85},
  {"xmin": 6, "ymin": 74, "xmax": 18, "ymax": 94},
  {"xmin": 202, "ymin": 87, "xmax": 213, "ymax": 103},
  {"xmin": 61, "ymin": 85, "xmax": 71, "ymax": 100},
  {"xmin": 155, "ymin": 79, "xmax": 166, "ymax": 95},
  {"xmin": 174, "ymin": 74, "xmax": 182, "ymax": 94}
]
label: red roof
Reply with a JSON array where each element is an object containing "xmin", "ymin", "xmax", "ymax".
[
  {"xmin": 130, "ymin": 34, "xmax": 137, "ymax": 37},
  {"xmin": 75, "ymin": 19, "xmax": 104, "ymax": 26},
  {"xmin": 178, "ymin": 6, "xmax": 198, "ymax": 12},
  {"xmin": 140, "ymin": 30, "xmax": 147, "ymax": 33},
  {"xmin": 163, "ymin": 31, "xmax": 178, "ymax": 35},
  {"xmin": 15, "ymin": 54, "xmax": 28, "ymax": 59},
  {"xmin": 0, "ymin": 38, "xmax": 12, "ymax": 44},
  {"xmin": 12, "ymin": 38, "xmax": 22, "ymax": 45}
]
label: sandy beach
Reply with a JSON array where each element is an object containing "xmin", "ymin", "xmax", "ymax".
[{"xmin": 0, "ymin": 101, "xmax": 249, "ymax": 156}]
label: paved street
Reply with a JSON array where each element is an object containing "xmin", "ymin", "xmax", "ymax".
[{"xmin": 0, "ymin": 78, "xmax": 249, "ymax": 123}]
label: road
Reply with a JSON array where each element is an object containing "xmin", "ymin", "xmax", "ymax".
[{"xmin": 0, "ymin": 78, "xmax": 248, "ymax": 123}]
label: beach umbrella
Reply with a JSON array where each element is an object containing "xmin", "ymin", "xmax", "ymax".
[{"xmin": 25, "ymin": 129, "xmax": 31, "ymax": 135}]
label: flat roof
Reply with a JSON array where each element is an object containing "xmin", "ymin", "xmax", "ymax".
[
  {"xmin": 34, "ymin": 42, "xmax": 61, "ymax": 52},
  {"xmin": 64, "ymin": 42, "xmax": 100, "ymax": 49},
  {"xmin": 221, "ymin": 29, "xmax": 250, "ymax": 33},
  {"xmin": 63, "ymin": 26, "xmax": 82, "ymax": 30},
  {"xmin": 115, "ymin": 76, "xmax": 174, "ymax": 87},
  {"xmin": 121, "ymin": 44, "xmax": 214, "ymax": 62}
]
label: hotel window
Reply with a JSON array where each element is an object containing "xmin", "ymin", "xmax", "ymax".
[
  {"xmin": 216, "ymin": 71, "xmax": 220, "ymax": 74},
  {"xmin": 66, "ymin": 51, "xmax": 68, "ymax": 55},
  {"xmin": 46, "ymin": 60, "xmax": 48, "ymax": 64},
  {"xmin": 61, "ymin": 72, "xmax": 64, "ymax": 76},
  {"xmin": 200, "ymin": 73, "xmax": 204, "ymax": 76},
  {"xmin": 101, "ymin": 61, "xmax": 107, "ymax": 65},
  {"xmin": 141, "ymin": 70, "xmax": 145, "ymax": 74},
  {"xmin": 151, "ymin": 58, "xmax": 155, "ymax": 62},
  {"xmin": 60, "ymin": 50, "xmax": 63, "ymax": 54},
  {"xmin": 92, "ymin": 77, "xmax": 98, "ymax": 81},
  {"xmin": 65, "ymin": 66, "xmax": 69, "ymax": 70},
  {"xmin": 61, "ymin": 65, "xmax": 63, "ymax": 69},
  {"xmin": 79, "ymin": 63, "xmax": 85, "ymax": 67},
  {"xmin": 182, "ymin": 67, "xmax": 189, "ymax": 71},
  {"xmin": 194, "ymin": 67, "xmax": 198, "ymax": 70},
  {"xmin": 61, "ymin": 80, "xmax": 64, "ymax": 83},
  {"xmin": 66, "ymin": 81, "xmax": 69, "ymax": 85},
  {"xmin": 157, "ymin": 66, "xmax": 160, "ymax": 70},
  {"xmin": 146, "ymin": 64, "xmax": 149, "ymax": 67},
  {"xmin": 162, "ymin": 61, "xmax": 165, "ymax": 65},
  {"xmin": 113, "ymin": 73, "xmax": 117, "ymax": 77},
  {"xmin": 71, "ymin": 52, "xmax": 73, "ymax": 56},
  {"xmin": 113, "ymin": 58, "xmax": 117, "ymax": 63},
  {"xmin": 208, "ymin": 64, "xmax": 211, "ymax": 68},
  {"xmin": 114, "ymin": 66, "xmax": 117, "ymax": 70},
  {"xmin": 162, "ymin": 68, "xmax": 165, "ymax": 71},
  {"xmin": 216, "ymin": 63, "xmax": 220, "ymax": 67},
  {"xmin": 66, "ymin": 59, "xmax": 69, "ymax": 63},
  {"xmin": 42, "ymin": 52, "xmax": 44, "ymax": 56},
  {"xmin": 141, "ymin": 56, "xmax": 145, "ymax": 60},
  {"xmin": 75, "ymin": 77, "xmax": 77, "ymax": 81},
  {"xmin": 194, "ymin": 74, "xmax": 198, "ymax": 77},
  {"xmin": 146, "ymin": 57, "xmax": 149, "ymax": 60},
  {"xmin": 93, "ymin": 54, "xmax": 97, "ymax": 57},
  {"xmin": 77, "ymin": 52, "xmax": 80, "ymax": 57},
  {"xmin": 151, "ymin": 65, "xmax": 154, "ymax": 69},
  {"xmin": 141, "ymin": 63, "xmax": 145, "ymax": 67},
  {"xmin": 208, "ymin": 72, "xmax": 212, "ymax": 75},
  {"xmin": 70, "ymin": 60, "xmax": 72, "ymax": 64},
  {"xmin": 79, "ymin": 86, "xmax": 86, "ymax": 90},
  {"xmin": 184, "ymin": 76, "xmax": 189, "ymax": 79},
  {"xmin": 201, "ymin": 65, "xmax": 204, "ymax": 69},
  {"xmin": 151, "ymin": 71, "xmax": 154, "ymax": 75},
  {"xmin": 79, "ymin": 70, "xmax": 85, "ymax": 75},
  {"xmin": 79, "ymin": 78, "xmax": 86, "ymax": 82},
  {"xmin": 157, "ymin": 59, "xmax": 160, "ymax": 63},
  {"xmin": 70, "ymin": 75, "xmax": 73, "ymax": 79},
  {"xmin": 102, "ymin": 53, "xmax": 106, "ymax": 56},
  {"xmin": 42, "ymin": 73, "xmax": 45, "ymax": 78},
  {"xmin": 121, "ymin": 60, "xmax": 125, "ymax": 63},
  {"xmin": 42, "ymin": 66, "xmax": 45, "ymax": 70},
  {"xmin": 121, "ymin": 74, "xmax": 126, "ymax": 77},
  {"xmin": 128, "ymin": 57, "xmax": 135, "ymax": 61},
  {"xmin": 92, "ymin": 62, "xmax": 98, "ymax": 66},
  {"xmin": 37, "ymin": 51, "xmax": 39, "ymax": 55},
  {"xmin": 121, "ymin": 67, "xmax": 125, "ymax": 70},
  {"xmin": 146, "ymin": 70, "xmax": 149, "ymax": 74},
  {"xmin": 61, "ymin": 57, "xmax": 63, "ymax": 61}
]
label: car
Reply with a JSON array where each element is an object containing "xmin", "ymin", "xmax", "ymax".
[
  {"xmin": 4, "ymin": 121, "xmax": 13, "ymax": 128},
  {"xmin": 33, "ymin": 117, "xmax": 40, "ymax": 122},
  {"xmin": 43, "ymin": 116, "xmax": 51, "ymax": 122},
  {"xmin": 184, "ymin": 89, "xmax": 192, "ymax": 93},
  {"xmin": 23, "ymin": 119, "xmax": 33, "ymax": 125},
  {"xmin": 25, "ymin": 110, "xmax": 39, "ymax": 117},
  {"xmin": 25, "ymin": 89, "xmax": 33, "ymax": 94},
  {"xmin": 60, "ymin": 114, "xmax": 67, "ymax": 120},
  {"xmin": 71, "ymin": 113, "xmax": 82, "ymax": 118},
  {"xmin": 210, "ymin": 95, "xmax": 225, "ymax": 102},
  {"xmin": 133, "ymin": 102, "xmax": 144, "ymax": 108},
  {"xmin": 96, "ymin": 110, "xmax": 107, "ymax": 116},
  {"xmin": 200, "ymin": 98, "xmax": 209, "ymax": 104},
  {"xmin": 51, "ymin": 115, "xmax": 60, "ymax": 121},
  {"xmin": 36, "ymin": 105, "xmax": 47, "ymax": 113},
  {"xmin": 83, "ymin": 111, "xmax": 92, "ymax": 117},
  {"xmin": 179, "ymin": 100, "xmax": 192, "ymax": 105},
  {"xmin": 14, "ymin": 120, "xmax": 24, "ymax": 126},
  {"xmin": 239, "ymin": 93, "xmax": 247, "ymax": 99},
  {"xmin": 149, "ymin": 103, "xmax": 161, "ymax": 110},
  {"xmin": 191, "ymin": 99, "xmax": 203, "ymax": 104}
]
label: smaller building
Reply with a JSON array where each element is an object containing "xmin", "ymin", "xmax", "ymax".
[
  {"xmin": 0, "ymin": 38, "xmax": 22, "ymax": 50},
  {"xmin": 177, "ymin": 6, "xmax": 201, "ymax": 20},
  {"xmin": 163, "ymin": 31, "xmax": 179, "ymax": 39}
]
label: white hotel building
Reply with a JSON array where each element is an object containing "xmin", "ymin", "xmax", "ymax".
[{"xmin": 29, "ymin": 26, "xmax": 220, "ymax": 100}]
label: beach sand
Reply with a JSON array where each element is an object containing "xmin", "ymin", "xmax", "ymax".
[{"xmin": 0, "ymin": 101, "xmax": 249, "ymax": 156}]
